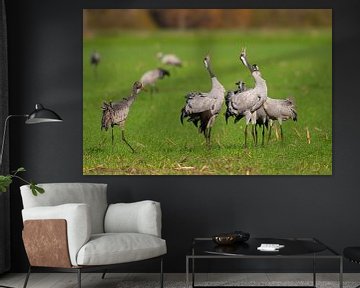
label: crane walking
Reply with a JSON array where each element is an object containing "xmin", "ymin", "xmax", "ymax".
[
  {"xmin": 157, "ymin": 52, "xmax": 182, "ymax": 67},
  {"xmin": 263, "ymin": 97, "xmax": 297, "ymax": 142},
  {"xmin": 140, "ymin": 68, "xmax": 170, "ymax": 95},
  {"xmin": 225, "ymin": 48, "xmax": 268, "ymax": 147},
  {"xmin": 180, "ymin": 55, "xmax": 225, "ymax": 145},
  {"xmin": 101, "ymin": 81, "xmax": 143, "ymax": 153}
]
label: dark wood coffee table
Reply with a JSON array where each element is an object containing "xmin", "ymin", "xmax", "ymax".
[{"xmin": 186, "ymin": 237, "xmax": 342, "ymax": 288}]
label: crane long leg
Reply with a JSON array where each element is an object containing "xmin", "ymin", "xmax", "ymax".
[
  {"xmin": 150, "ymin": 85, "xmax": 159, "ymax": 96},
  {"xmin": 111, "ymin": 127, "xmax": 114, "ymax": 146},
  {"xmin": 261, "ymin": 124, "xmax": 265, "ymax": 146},
  {"xmin": 204, "ymin": 128, "xmax": 211, "ymax": 146},
  {"xmin": 267, "ymin": 123, "xmax": 272, "ymax": 143},
  {"xmin": 111, "ymin": 127, "xmax": 114, "ymax": 152},
  {"xmin": 208, "ymin": 127, "xmax": 212, "ymax": 146},
  {"xmin": 254, "ymin": 125, "xmax": 258, "ymax": 146},
  {"xmin": 121, "ymin": 129, "xmax": 135, "ymax": 153},
  {"xmin": 251, "ymin": 124, "xmax": 256, "ymax": 146},
  {"xmin": 205, "ymin": 129, "xmax": 209, "ymax": 146},
  {"xmin": 280, "ymin": 125, "xmax": 284, "ymax": 141},
  {"xmin": 244, "ymin": 125, "xmax": 248, "ymax": 148}
]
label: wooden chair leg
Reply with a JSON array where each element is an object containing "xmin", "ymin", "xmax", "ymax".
[{"xmin": 23, "ymin": 266, "xmax": 31, "ymax": 288}]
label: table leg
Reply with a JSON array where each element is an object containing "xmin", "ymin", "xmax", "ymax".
[
  {"xmin": 192, "ymin": 257, "xmax": 195, "ymax": 288},
  {"xmin": 339, "ymin": 256, "xmax": 343, "ymax": 288},
  {"xmin": 186, "ymin": 257, "xmax": 189, "ymax": 288},
  {"xmin": 192, "ymin": 246, "xmax": 195, "ymax": 288},
  {"xmin": 313, "ymin": 254, "xmax": 316, "ymax": 287}
]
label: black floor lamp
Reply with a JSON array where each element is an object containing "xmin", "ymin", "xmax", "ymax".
[
  {"xmin": 0, "ymin": 103, "xmax": 63, "ymax": 167},
  {"xmin": 0, "ymin": 103, "xmax": 62, "ymax": 288}
]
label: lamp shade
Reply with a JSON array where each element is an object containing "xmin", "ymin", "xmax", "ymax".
[{"xmin": 25, "ymin": 104, "xmax": 63, "ymax": 124}]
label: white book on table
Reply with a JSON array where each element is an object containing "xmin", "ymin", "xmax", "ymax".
[{"xmin": 257, "ymin": 243, "xmax": 285, "ymax": 251}]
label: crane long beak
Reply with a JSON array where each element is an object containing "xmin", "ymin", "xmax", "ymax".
[
  {"xmin": 240, "ymin": 55, "xmax": 248, "ymax": 67},
  {"xmin": 240, "ymin": 47, "xmax": 249, "ymax": 68}
]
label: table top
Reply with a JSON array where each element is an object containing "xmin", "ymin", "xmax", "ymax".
[{"xmin": 190, "ymin": 237, "xmax": 340, "ymax": 258}]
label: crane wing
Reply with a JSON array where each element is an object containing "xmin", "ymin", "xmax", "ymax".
[
  {"xmin": 112, "ymin": 100, "xmax": 128, "ymax": 110},
  {"xmin": 164, "ymin": 54, "xmax": 182, "ymax": 65},
  {"xmin": 265, "ymin": 98, "xmax": 297, "ymax": 121},
  {"xmin": 229, "ymin": 89, "xmax": 255, "ymax": 114},
  {"xmin": 250, "ymin": 95, "xmax": 266, "ymax": 113},
  {"xmin": 140, "ymin": 70, "xmax": 158, "ymax": 85},
  {"xmin": 184, "ymin": 94, "xmax": 214, "ymax": 114}
]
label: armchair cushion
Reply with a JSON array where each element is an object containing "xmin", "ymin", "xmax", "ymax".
[
  {"xmin": 76, "ymin": 233, "xmax": 167, "ymax": 266},
  {"xmin": 20, "ymin": 183, "xmax": 108, "ymax": 234},
  {"xmin": 104, "ymin": 200, "xmax": 162, "ymax": 237},
  {"xmin": 22, "ymin": 203, "xmax": 91, "ymax": 266}
]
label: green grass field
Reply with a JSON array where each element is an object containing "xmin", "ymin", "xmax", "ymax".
[{"xmin": 83, "ymin": 29, "xmax": 332, "ymax": 175}]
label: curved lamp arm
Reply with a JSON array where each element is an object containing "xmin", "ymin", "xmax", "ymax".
[
  {"xmin": 0, "ymin": 103, "xmax": 63, "ymax": 170},
  {"xmin": 0, "ymin": 114, "xmax": 28, "ymax": 169}
]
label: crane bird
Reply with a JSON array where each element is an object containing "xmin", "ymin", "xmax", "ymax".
[
  {"xmin": 225, "ymin": 48, "xmax": 268, "ymax": 147},
  {"xmin": 237, "ymin": 56, "xmax": 297, "ymax": 144},
  {"xmin": 225, "ymin": 80, "xmax": 247, "ymax": 125},
  {"xmin": 90, "ymin": 51, "xmax": 101, "ymax": 78},
  {"xmin": 240, "ymin": 75, "xmax": 297, "ymax": 144},
  {"xmin": 157, "ymin": 52, "xmax": 182, "ymax": 67},
  {"xmin": 228, "ymin": 80, "xmax": 268, "ymax": 146},
  {"xmin": 263, "ymin": 97, "xmax": 297, "ymax": 142},
  {"xmin": 180, "ymin": 55, "xmax": 226, "ymax": 145},
  {"xmin": 101, "ymin": 81, "xmax": 143, "ymax": 153},
  {"xmin": 140, "ymin": 68, "xmax": 170, "ymax": 95},
  {"xmin": 237, "ymin": 57, "xmax": 297, "ymax": 142}
]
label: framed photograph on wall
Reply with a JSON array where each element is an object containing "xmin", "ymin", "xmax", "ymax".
[{"xmin": 83, "ymin": 9, "xmax": 332, "ymax": 175}]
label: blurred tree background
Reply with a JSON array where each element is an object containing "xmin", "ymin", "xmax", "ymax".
[{"xmin": 83, "ymin": 9, "xmax": 331, "ymax": 37}]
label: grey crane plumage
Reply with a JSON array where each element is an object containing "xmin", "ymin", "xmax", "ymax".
[
  {"xmin": 157, "ymin": 52, "xmax": 182, "ymax": 67},
  {"xmin": 140, "ymin": 68, "xmax": 170, "ymax": 95},
  {"xmin": 237, "ymin": 50, "xmax": 297, "ymax": 143},
  {"xmin": 230, "ymin": 81, "xmax": 269, "ymax": 146},
  {"xmin": 225, "ymin": 80, "xmax": 245, "ymax": 124},
  {"xmin": 238, "ymin": 65, "xmax": 297, "ymax": 142},
  {"xmin": 180, "ymin": 55, "xmax": 226, "ymax": 145},
  {"xmin": 235, "ymin": 82, "xmax": 297, "ymax": 143},
  {"xmin": 225, "ymin": 48, "xmax": 268, "ymax": 147},
  {"xmin": 101, "ymin": 81, "xmax": 143, "ymax": 152},
  {"xmin": 263, "ymin": 97, "xmax": 297, "ymax": 142}
]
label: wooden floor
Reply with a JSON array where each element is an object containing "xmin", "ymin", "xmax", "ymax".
[{"xmin": 0, "ymin": 273, "xmax": 359, "ymax": 288}]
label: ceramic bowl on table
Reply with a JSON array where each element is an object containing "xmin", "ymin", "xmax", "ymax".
[{"xmin": 212, "ymin": 231, "xmax": 250, "ymax": 245}]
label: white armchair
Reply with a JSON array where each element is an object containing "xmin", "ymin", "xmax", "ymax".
[{"xmin": 20, "ymin": 183, "xmax": 166, "ymax": 288}]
